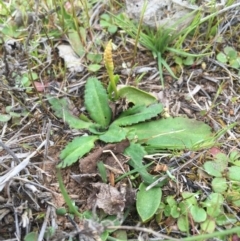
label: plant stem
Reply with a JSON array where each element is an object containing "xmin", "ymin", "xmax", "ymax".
[
  {"xmin": 157, "ymin": 52, "xmax": 164, "ymax": 88},
  {"xmin": 107, "ymin": 67, "xmax": 118, "ymax": 99},
  {"xmin": 164, "ymin": 226, "xmax": 240, "ymax": 241},
  {"xmin": 56, "ymin": 168, "xmax": 82, "ymax": 217}
]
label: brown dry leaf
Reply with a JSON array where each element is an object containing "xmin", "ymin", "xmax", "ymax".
[
  {"xmin": 79, "ymin": 147, "xmax": 103, "ymax": 173},
  {"xmin": 79, "ymin": 139, "xmax": 130, "ymax": 174},
  {"xmin": 87, "ymin": 183, "xmax": 135, "ymax": 215},
  {"xmin": 153, "ymin": 164, "xmax": 168, "ymax": 173},
  {"xmin": 90, "ymin": 183, "xmax": 125, "ymax": 215}
]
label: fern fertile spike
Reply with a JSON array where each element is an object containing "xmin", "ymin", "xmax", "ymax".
[{"xmin": 104, "ymin": 40, "xmax": 114, "ymax": 71}]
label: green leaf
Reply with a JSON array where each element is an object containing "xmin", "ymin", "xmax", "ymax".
[
  {"xmin": 100, "ymin": 231, "xmax": 109, "ymax": 241},
  {"xmin": 177, "ymin": 215, "xmax": 189, "ymax": 232},
  {"xmin": 136, "ymin": 183, "xmax": 162, "ymax": 222},
  {"xmin": 190, "ymin": 206, "xmax": 207, "ymax": 223},
  {"xmin": 230, "ymin": 58, "xmax": 240, "ymax": 69},
  {"xmin": 100, "ymin": 20, "xmax": 111, "ymax": 28},
  {"xmin": 56, "ymin": 207, "xmax": 67, "ymax": 216},
  {"xmin": 224, "ymin": 46, "xmax": 237, "ymax": 59},
  {"xmin": 112, "ymin": 230, "xmax": 128, "ymax": 240},
  {"xmin": 113, "ymin": 103, "xmax": 163, "ymax": 126},
  {"xmin": 100, "ymin": 13, "xmax": 110, "ymax": 21},
  {"xmin": 183, "ymin": 56, "xmax": 195, "ymax": 66},
  {"xmin": 216, "ymin": 52, "xmax": 227, "ymax": 63},
  {"xmin": 47, "ymin": 96, "xmax": 91, "ymax": 129},
  {"xmin": 166, "ymin": 196, "xmax": 177, "ymax": 206},
  {"xmin": 99, "ymin": 124, "xmax": 127, "ymax": 143},
  {"xmin": 87, "ymin": 64, "xmax": 101, "ymax": 72},
  {"xmin": 216, "ymin": 214, "xmax": 237, "ymax": 226},
  {"xmin": 167, "ymin": 47, "xmax": 209, "ymax": 57},
  {"xmin": 164, "ymin": 205, "xmax": 171, "ymax": 216},
  {"xmin": 229, "ymin": 150, "xmax": 240, "ymax": 163},
  {"xmin": 84, "ymin": 77, "xmax": 112, "ymax": 127},
  {"xmin": 108, "ymin": 25, "xmax": 118, "ymax": 34},
  {"xmin": 203, "ymin": 193, "xmax": 224, "ymax": 217},
  {"xmin": 59, "ymin": 136, "xmax": 98, "ymax": 167},
  {"xmin": 68, "ymin": 29, "xmax": 85, "ymax": 57},
  {"xmin": 118, "ymin": 86, "xmax": 157, "ymax": 106},
  {"xmin": 182, "ymin": 192, "xmax": 197, "ymax": 206},
  {"xmin": 204, "ymin": 153, "xmax": 228, "ymax": 177},
  {"xmin": 24, "ymin": 232, "xmax": 38, "ymax": 241},
  {"xmin": 200, "ymin": 219, "xmax": 216, "ymax": 233},
  {"xmin": 97, "ymin": 161, "xmax": 107, "ymax": 183},
  {"xmin": 226, "ymin": 191, "xmax": 240, "ymax": 207},
  {"xmin": 124, "ymin": 143, "xmax": 161, "ymax": 185},
  {"xmin": 87, "ymin": 53, "xmax": 102, "ymax": 63},
  {"xmin": 228, "ymin": 166, "xmax": 240, "ymax": 181},
  {"xmin": 2, "ymin": 25, "xmax": 23, "ymax": 38},
  {"xmin": 203, "ymin": 161, "xmax": 223, "ymax": 177},
  {"xmin": 211, "ymin": 177, "xmax": 228, "ymax": 193},
  {"xmin": 118, "ymin": 105, "xmax": 146, "ymax": 117},
  {"xmin": 204, "ymin": 193, "xmax": 224, "ymax": 207},
  {"xmin": 179, "ymin": 201, "xmax": 191, "ymax": 215},
  {"xmin": 125, "ymin": 117, "xmax": 212, "ymax": 150},
  {"xmin": 56, "ymin": 168, "xmax": 82, "ymax": 216},
  {"xmin": 171, "ymin": 205, "xmax": 180, "ymax": 218},
  {"xmin": 107, "ymin": 75, "xmax": 120, "ymax": 98},
  {"xmin": 0, "ymin": 114, "xmax": 11, "ymax": 122}
]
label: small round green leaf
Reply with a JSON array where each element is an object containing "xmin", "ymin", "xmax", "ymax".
[
  {"xmin": 177, "ymin": 216, "xmax": 189, "ymax": 232},
  {"xmin": 203, "ymin": 161, "xmax": 223, "ymax": 177},
  {"xmin": 136, "ymin": 183, "xmax": 162, "ymax": 222},
  {"xmin": 230, "ymin": 59, "xmax": 240, "ymax": 69},
  {"xmin": 179, "ymin": 201, "xmax": 191, "ymax": 215},
  {"xmin": 171, "ymin": 205, "xmax": 180, "ymax": 218},
  {"xmin": 200, "ymin": 219, "xmax": 215, "ymax": 233},
  {"xmin": 0, "ymin": 114, "xmax": 11, "ymax": 122},
  {"xmin": 190, "ymin": 206, "xmax": 207, "ymax": 223},
  {"xmin": 87, "ymin": 64, "xmax": 101, "ymax": 72},
  {"xmin": 229, "ymin": 151, "xmax": 240, "ymax": 163},
  {"xmin": 24, "ymin": 232, "xmax": 38, "ymax": 241},
  {"xmin": 108, "ymin": 25, "xmax": 118, "ymax": 34},
  {"xmin": 203, "ymin": 193, "xmax": 224, "ymax": 217},
  {"xmin": 204, "ymin": 193, "xmax": 224, "ymax": 206},
  {"xmin": 181, "ymin": 192, "xmax": 197, "ymax": 205},
  {"xmin": 56, "ymin": 207, "xmax": 67, "ymax": 216},
  {"xmin": 183, "ymin": 56, "xmax": 195, "ymax": 66},
  {"xmin": 166, "ymin": 196, "xmax": 177, "ymax": 206},
  {"xmin": 164, "ymin": 205, "xmax": 171, "ymax": 216},
  {"xmin": 87, "ymin": 53, "xmax": 102, "ymax": 63},
  {"xmin": 224, "ymin": 46, "xmax": 237, "ymax": 58},
  {"xmin": 211, "ymin": 177, "xmax": 227, "ymax": 193},
  {"xmin": 216, "ymin": 52, "xmax": 227, "ymax": 63},
  {"xmin": 228, "ymin": 166, "xmax": 240, "ymax": 181},
  {"xmin": 216, "ymin": 214, "xmax": 237, "ymax": 226}
]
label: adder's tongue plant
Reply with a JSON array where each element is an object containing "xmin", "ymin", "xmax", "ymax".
[
  {"xmin": 48, "ymin": 39, "xmax": 221, "ymax": 169},
  {"xmin": 48, "ymin": 39, "xmax": 229, "ymax": 230},
  {"xmin": 104, "ymin": 39, "xmax": 119, "ymax": 100}
]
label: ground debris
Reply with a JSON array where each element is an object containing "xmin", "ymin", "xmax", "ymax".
[{"xmin": 87, "ymin": 183, "xmax": 136, "ymax": 216}]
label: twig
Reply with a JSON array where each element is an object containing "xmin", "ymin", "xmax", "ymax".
[
  {"xmin": 13, "ymin": 177, "xmax": 58, "ymax": 195},
  {"xmin": 146, "ymin": 151, "xmax": 205, "ymax": 190},
  {"xmin": 0, "ymin": 140, "xmax": 46, "ymax": 192},
  {"xmin": 186, "ymin": 72, "xmax": 204, "ymax": 111},
  {"xmin": 14, "ymin": 209, "xmax": 20, "ymax": 241},
  {"xmin": 38, "ymin": 205, "xmax": 51, "ymax": 241},
  {"xmin": 107, "ymin": 225, "xmax": 179, "ymax": 241},
  {"xmin": 44, "ymin": 119, "xmax": 52, "ymax": 160},
  {"xmin": 0, "ymin": 140, "xmax": 21, "ymax": 164},
  {"xmin": 25, "ymin": 0, "xmax": 40, "ymax": 49},
  {"xmin": 102, "ymin": 150, "xmax": 132, "ymax": 187}
]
